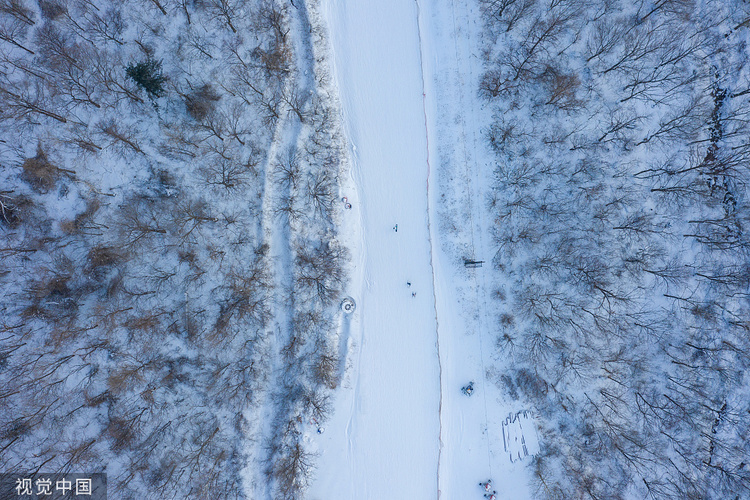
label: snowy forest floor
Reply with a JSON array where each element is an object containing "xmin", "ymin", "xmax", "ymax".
[{"xmin": 0, "ymin": 1, "xmax": 350, "ymax": 499}]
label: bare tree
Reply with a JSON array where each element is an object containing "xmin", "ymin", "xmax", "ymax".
[
  {"xmin": 0, "ymin": 80, "xmax": 67, "ymax": 122},
  {"xmin": 98, "ymin": 120, "xmax": 144, "ymax": 154},
  {"xmin": 0, "ymin": 0, "xmax": 35, "ymax": 26},
  {"xmin": 117, "ymin": 199, "xmax": 167, "ymax": 249},
  {"xmin": 306, "ymin": 170, "xmax": 334, "ymax": 218},
  {"xmin": 91, "ymin": 51, "xmax": 144, "ymax": 104},
  {"xmin": 0, "ymin": 16, "xmax": 34, "ymax": 54},
  {"xmin": 585, "ymin": 19, "xmax": 627, "ymax": 63},
  {"xmin": 295, "ymin": 241, "xmax": 347, "ymax": 304},
  {"xmin": 172, "ymin": 198, "xmax": 218, "ymax": 243},
  {"xmin": 144, "ymin": 0, "xmax": 167, "ymax": 16},
  {"xmin": 84, "ymin": 7, "xmax": 126, "ymax": 46},
  {"xmin": 597, "ymin": 109, "xmax": 644, "ymax": 143},
  {"xmin": 480, "ymin": 0, "xmax": 535, "ymax": 33},
  {"xmin": 228, "ymin": 67, "xmax": 282, "ymax": 127},
  {"xmin": 273, "ymin": 440, "xmax": 313, "ymax": 498},
  {"xmin": 598, "ymin": 22, "xmax": 666, "ymax": 76},
  {"xmin": 636, "ymin": 97, "xmax": 706, "ymax": 146},
  {"xmin": 274, "ymin": 149, "xmax": 301, "ymax": 189},
  {"xmin": 35, "ymin": 23, "xmax": 84, "ymax": 73},
  {"xmin": 282, "ymin": 86, "xmax": 309, "ymax": 122},
  {"xmin": 207, "ymin": 0, "xmax": 239, "ymax": 33},
  {"xmin": 202, "ymin": 142, "xmax": 253, "ymax": 190}
]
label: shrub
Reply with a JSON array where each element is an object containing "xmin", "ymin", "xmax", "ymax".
[
  {"xmin": 31, "ymin": 273, "xmax": 71, "ymax": 301},
  {"xmin": 538, "ymin": 65, "xmax": 582, "ymax": 110},
  {"xmin": 313, "ymin": 352, "xmax": 339, "ymax": 389},
  {"xmin": 185, "ymin": 84, "xmax": 220, "ymax": 121},
  {"xmin": 0, "ymin": 193, "xmax": 22, "ymax": 228},
  {"xmin": 86, "ymin": 245, "xmax": 123, "ymax": 281},
  {"xmin": 23, "ymin": 276, "xmax": 79, "ymax": 323},
  {"xmin": 499, "ymin": 312, "xmax": 515, "ymax": 327},
  {"xmin": 126, "ymin": 58, "xmax": 167, "ymax": 98},
  {"xmin": 514, "ymin": 368, "xmax": 548, "ymax": 400},
  {"xmin": 60, "ymin": 199, "xmax": 101, "ymax": 235},
  {"xmin": 107, "ymin": 417, "xmax": 136, "ymax": 451},
  {"xmin": 20, "ymin": 146, "xmax": 59, "ymax": 193},
  {"xmin": 38, "ymin": 0, "xmax": 66, "ymax": 20}
]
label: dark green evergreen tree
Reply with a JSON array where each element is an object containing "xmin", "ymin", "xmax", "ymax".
[{"xmin": 126, "ymin": 58, "xmax": 167, "ymax": 98}]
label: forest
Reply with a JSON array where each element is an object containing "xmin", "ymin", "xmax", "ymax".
[
  {"xmin": 478, "ymin": 0, "xmax": 750, "ymax": 498},
  {"xmin": 0, "ymin": 0, "xmax": 347, "ymax": 498}
]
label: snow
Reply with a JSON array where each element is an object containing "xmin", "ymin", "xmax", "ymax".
[
  {"xmin": 308, "ymin": 0, "xmax": 536, "ymax": 498},
  {"xmin": 503, "ymin": 411, "xmax": 541, "ymax": 463},
  {"xmin": 308, "ymin": 0, "xmax": 441, "ymax": 498}
]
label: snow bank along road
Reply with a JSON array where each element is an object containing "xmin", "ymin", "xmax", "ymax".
[{"xmin": 309, "ymin": 0, "xmax": 533, "ymax": 499}]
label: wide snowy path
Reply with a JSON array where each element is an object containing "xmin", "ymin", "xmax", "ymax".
[
  {"xmin": 308, "ymin": 0, "xmax": 441, "ymax": 499},
  {"xmin": 309, "ymin": 0, "xmax": 534, "ymax": 499}
]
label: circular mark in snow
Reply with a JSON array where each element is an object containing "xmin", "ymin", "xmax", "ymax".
[{"xmin": 341, "ymin": 297, "xmax": 356, "ymax": 314}]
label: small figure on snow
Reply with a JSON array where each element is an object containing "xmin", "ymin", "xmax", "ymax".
[
  {"xmin": 479, "ymin": 479, "xmax": 492, "ymax": 492},
  {"xmin": 393, "ymin": 224, "xmax": 398, "ymax": 232},
  {"xmin": 407, "ymin": 281, "xmax": 411, "ymax": 287},
  {"xmin": 412, "ymin": 292, "xmax": 416, "ymax": 297},
  {"xmin": 462, "ymin": 381, "xmax": 475, "ymax": 396}
]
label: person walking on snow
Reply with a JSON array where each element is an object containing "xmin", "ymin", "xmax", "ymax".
[
  {"xmin": 462, "ymin": 382, "xmax": 474, "ymax": 396},
  {"xmin": 393, "ymin": 224, "xmax": 398, "ymax": 232}
]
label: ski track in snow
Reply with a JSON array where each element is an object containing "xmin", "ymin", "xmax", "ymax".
[{"xmin": 413, "ymin": 0, "xmax": 445, "ymax": 496}]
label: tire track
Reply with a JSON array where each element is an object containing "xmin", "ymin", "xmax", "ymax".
[{"xmin": 413, "ymin": 1, "xmax": 444, "ymax": 497}]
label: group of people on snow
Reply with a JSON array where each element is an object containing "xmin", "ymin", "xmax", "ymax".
[{"xmin": 480, "ymin": 480, "xmax": 497, "ymax": 499}]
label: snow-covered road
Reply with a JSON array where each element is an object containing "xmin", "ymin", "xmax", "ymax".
[
  {"xmin": 308, "ymin": 0, "xmax": 534, "ymax": 499},
  {"xmin": 309, "ymin": 0, "xmax": 441, "ymax": 498}
]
